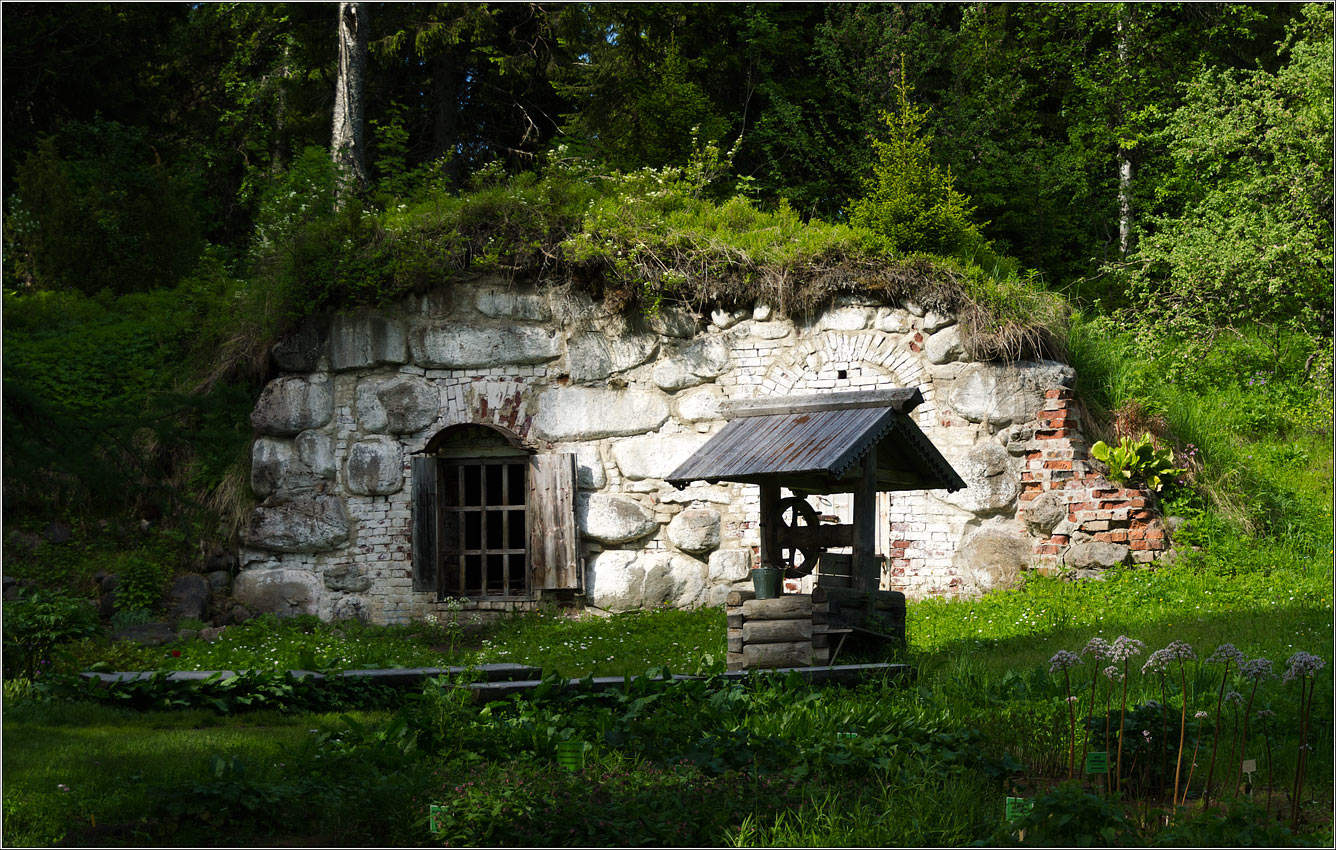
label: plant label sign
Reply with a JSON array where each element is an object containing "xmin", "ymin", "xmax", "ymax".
[
  {"xmin": 1241, "ymin": 758, "xmax": 1257, "ymax": 775},
  {"xmin": 1005, "ymin": 797, "xmax": 1035, "ymax": 821},
  {"xmin": 1085, "ymin": 751, "xmax": 1109, "ymax": 774},
  {"xmin": 428, "ymin": 805, "xmax": 443, "ymax": 834}
]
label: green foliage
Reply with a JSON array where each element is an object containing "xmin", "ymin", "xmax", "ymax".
[
  {"xmin": 115, "ymin": 556, "xmax": 166, "ymax": 614},
  {"xmin": 1153, "ymin": 798, "xmax": 1313, "ymax": 847},
  {"xmin": 2, "ymin": 589, "xmax": 101, "ymax": 681},
  {"xmin": 109, "ymin": 608, "xmax": 155, "ymax": 632},
  {"xmin": 1090, "ymin": 435, "xmax": 1185, "ymax": 492},
  {"xmin": 6, "ymin": 120, "xmax": 205, "ymax": 294},
  {"xmin": 1120, "ymin": 5, "xmax": 1333, "ymax": 337},
  {"xmin": 847, "ymin": 62, "xmax": 990, "ymax": 261},
  {"xmin": 999, "ymin": 781, "xmax": 1134, "ymax": 846}
]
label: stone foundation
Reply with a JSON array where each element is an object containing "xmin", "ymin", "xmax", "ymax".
[{"xmin": 238, "ymin": 277, "xmax": 1170, "ymax": 624}]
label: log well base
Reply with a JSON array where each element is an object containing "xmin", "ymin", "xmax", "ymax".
[{"xmin": 725, "ymin": 588, "xmax": 906, "ymax": 672}]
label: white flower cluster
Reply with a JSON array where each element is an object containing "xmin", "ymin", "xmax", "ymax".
[
  {"xmin": 1082, "ymin": 637, "xmax": 1113, "ymax": 661},
  {"xmin": 1283, "ymin": 651, "xmax": 1326, "ymax": 683},
  {"xmin": 1049, "ymin": 649, "xmax": 1082, "ymax": 673},
  {"xmin": 1108, "ymin": 635, "xmax": 1145, "ymax": 663}
]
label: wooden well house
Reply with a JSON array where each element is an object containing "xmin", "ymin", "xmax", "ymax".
[{"xmin": 666, "ymin": 388, "xmax": 967, "ymax": 670}]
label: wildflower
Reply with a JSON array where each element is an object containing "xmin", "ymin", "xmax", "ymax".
[
  {"xmin": 1049, "ymin": 650, "xmax": 1081, "ymax": 673},
  {"xmin": 1240, "ymin": 658, "xmax": 1276, "ymax": 681},
  {"xmin": 1067, "ymin": 695, "xmax": 1080, "ymax": 703},
  {"xmin": 1194, "ymin": 711, "xmax": 1209, "ymax": 720},
  {"xmin": 1142, "ymin": 649, "xmax": 1174, "ymax": 676},
  {"xmin": 57, "ymin": 784, "xmax": 70, "ymax": 792},
  {"xmin": 1224, "ymin": 690, "xmax": 1244, "ymax": 707},
  {"xmin": 1103, "ymin": 665, "xmax": 1123, "ymax": 682},
  {"xmin": 1282, "ymin": 651, "xmax": 1325, "ymax": 683},
  {"xmin": 1206, "ymin": 644, "xmax": 1245, "ymax": 666},
  {"xmin": 1082, "ymin": 637, "xmax": 1113, "ymax": 660},
  {"xmin": 1109, "ymin": 636, "xmax": 1145, "ymax": 663},
  {"xmin": 1257, "ymin": 709, "xmax": 1275, "ymax": 718},
  {"xmin": 1164, "ymin": 640, "xmax": 1196, "ymax": 662},
  {"xmin": 171, "ymin": 650, "xmax": 181, "ymax": 658}
]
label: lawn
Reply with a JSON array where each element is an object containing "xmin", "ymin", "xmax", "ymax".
[{"xmin": 5, "ymin": 555, "xmax": 1331, "ymax": 847}]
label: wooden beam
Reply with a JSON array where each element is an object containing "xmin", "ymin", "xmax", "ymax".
[
  {"xmin": 851, "ymin": 451, "xmax": 880, "ymax": 592},
  {"xmin": 722, "ymin": 388, "xmax": 922, "ymax": 418},
  {"xmin": 758, "ymin": 483, "xmax": 780, "ymax": 569}
]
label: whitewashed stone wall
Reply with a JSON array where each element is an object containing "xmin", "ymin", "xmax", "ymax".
[{"xmin": 239, "ymin": 276, "xmax": 1095, "ymax": 624}]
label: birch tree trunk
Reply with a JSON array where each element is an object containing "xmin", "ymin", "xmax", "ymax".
[
  {"xmin": 332, "ymin": 2, "xmax": 369, "ymax": 195},
  {"xmin": 1116, "ymin": 5, "xmax": 1133, "ymax": 257}
]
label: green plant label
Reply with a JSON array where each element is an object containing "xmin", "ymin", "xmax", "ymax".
[
  {"xmin": 555, "ymin": 741, "xmax": 585, "ymax": 771},
  {"xmin": 1241, "ymin": 758, "xmax": 1257, "ymax": 774},
  {"xmin": 1005, "ymin": 797, "xmax": 1034, "ymax": 820},
  {"xmin": 1085, "ymin": 751, "xmax": 1109, "ymax": 774},
  {"xmin": 428, "ymin": 805, "xmax": 443, "ymax": 834}
]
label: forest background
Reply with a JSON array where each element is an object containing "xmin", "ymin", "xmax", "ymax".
[{"xmin": 2, "ymin": 2, "xmax": 1331, "ymax": 588}]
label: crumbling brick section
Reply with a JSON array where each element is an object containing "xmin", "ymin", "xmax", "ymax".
[{"xmin": 1021, "ymin": 388, "xmax": 1171, "ymax": 567}]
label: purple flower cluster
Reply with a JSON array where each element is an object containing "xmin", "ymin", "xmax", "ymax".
[
  {"xmin": 1082, "ymin": 637, "xmax": 1113, "ymax": 661},
  {"xmin": 1240, "ymin": 657, "xmax": 1276, "ymax": 681},
  {"xmin": 1283, "ymin": 651, "xmax": 1326, "ymax": 683},
  {"xmin": 1206, "ymin": 643, "xmax": 1245, "ymax": 667},
  {"xmin": 1049, "ymin": 649, "xmax": 1082, "ymax": 673}
]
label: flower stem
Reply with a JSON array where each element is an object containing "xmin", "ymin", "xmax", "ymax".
[
  {"xmin": 1202, "ymin": 665, "xmax": 1229, "ymax": 807},
  {"xmin": 1173, "ymin": 661, "xmax": 1188, "ymax": 807}
]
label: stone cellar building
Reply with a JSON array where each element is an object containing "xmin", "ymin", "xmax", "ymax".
[{"xmin": 237, "ymin": 276, "xmax": 1171, "ymax": 624}]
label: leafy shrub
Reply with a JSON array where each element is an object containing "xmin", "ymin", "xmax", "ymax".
[
  {"xmin": 2, "ymin": 589, "xmax": 101, "ymax": 680},
  {"xmin": 1153, "ymin": 798, "xmax": 1313, "ymax": 847},
  {"xmin": 998, "ymin": 781, "xmax": 1134, "ymax": 846},
  {"xmin": 1090, "ymin": 434, "xmax": 1186, "ymax": 492},
  {"xmin": 115, "ymin": 555, "xmax": 165, "ymax": 613}
]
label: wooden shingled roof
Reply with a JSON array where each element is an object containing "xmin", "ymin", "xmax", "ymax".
[{"xmin": 666, "ymin": 389, "xmax": 967, "ymax": 495}]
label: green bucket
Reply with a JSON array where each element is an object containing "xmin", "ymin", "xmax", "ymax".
[
  {"xmin": 555, "ymin": 741, "xmax": 585, "ymax": 771},
  {"xmin": 751, "ymin": 566, "xmax": 782, "ymax": 599}
]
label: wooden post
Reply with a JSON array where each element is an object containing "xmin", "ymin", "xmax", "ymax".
[
  {"xmin": 758, "ymin": 483, "xmax": 780, "ymax": 568},
  {"xmin": 851, "ymin": 452, "xmax": 879, "ymax": 592}
]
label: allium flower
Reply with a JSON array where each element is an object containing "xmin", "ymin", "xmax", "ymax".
[
  {"xmin": 1050, "ymin": 650, "xmax": 1082, "ymax": 673},
  {"xmin": 1083, "ymin": 637, "xmax": 1113, "ymax": 661},
  {"xmin": 1283, "ymin": 651, "xmax": 1326, "ymax": 683},
  {"xmin": 1206, "ymin": 644, "xmax": 1245, "ymax": 666},
  {"xmin": 1066, "ymin": 695, "xmax": 1080, "ymax": 703},
  {"xmin": 1240, "ymin": 657, "xmax": 1276, "ymax": 681},
  {"xmin": 1109, "ymin": 636, "xmax": 1145, "ymax": 663},
  {"xmin": 1194, "ymin": 711, "xmax": 1209, "ymax": 719},
  {"xmin": 1103, "ymin": 665, "xmax": 1124, "ymax": 682},
  {"xmin": 1224, "ymin": 690, "xmax": 1244, "ymax": 707}
]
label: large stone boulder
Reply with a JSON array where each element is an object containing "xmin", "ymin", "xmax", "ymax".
[
  {"xmin": 1065, "ymin": 541, "xmax": 1130, "ymax": 569},
  {"xmin": 667, "ymin": 508, "xmax": 721, "ymax": 554},
  {"xmin": 251, "ymin": 437, "xmax": 297, "ymax": 498},
  {"xmin": 587, "ymin": 551, "xmax": 644, "ymax": 612},
  {"xmin": 948, "ymin": 361, "xmax": 1076, "ymax": 428},
  {"xmin": 652, "ymin": 337, "xmax": 730, "ymax": 392},
  {"xmin": 641, "ymin": 553, "xmax": 706, "ymax": 609},
  {"xmin": 251, "ymin": 376, "xmax": 333, "ymax": 436},
  {"xmin": 411, "ymin": 324, "xmax": 559, "ymax": 369},
  {"xmin": 165, "ymin": 574, "xmax": 211, "ymax": 623},
  {"xmin": 566, "ymin": 332, "xmax": 659, "ymax": 383},
  {"xmin": 925, "ymin": 324, "xmax": 963, "ymax": 365},
  {"xmin": 533, "ymin": 387, "xmax": 669, "ymax": 442},
  {"xmin": 246, "ymin": 494, "xmax": 349, "ymax": 553},
  {"xmin": 674, "ymin": 385, "xmax": 725, "ymax": 422},
  {"xmin": 233, "ymin": 568, "xmax": 321, "ymax": 617},
  {"xmin": 954, "ymin": 529, "xmax": 1032, "ymax": 594},
  {"xmin": 328, "ymin": 312, "xmax": 408, "ymax": 371},
  {"xmin": 611, "ymin": 433, "xmax": 711, "ymax": 481},
  {"xmin": 476, "ymin": 289, "xmax": 551, "ymax": 322},
  {"xmin": 323, "ymin": 563, "xmax": 372, "ymax": 593},
  {"xmin": 817, "ymin": 307, "xmax": 872, "ymax": 332},
  {"xmin": 577, "ymin": 494, "xmax": 658, "ymax": 544},
  {"xmin": 708, "ymin": 548, "xmax": 752, "ymax": 582},
  {"xmin": 1023, "ymin": 491, "xmax": 1068, "ymax": 535},
  {"xmin": 296, "ymin": 431, "xmax": 337, "ymax": 479},
  {"xmin": 937, "ymin": 441, "xmax": 1020, "ymax": 516},
  {"xmin": 357, "ymin": 375, "xmax": 440, "ymax": 434},
  {"xmin": 112, "ymin": 622, "xmax": 177, "ymax": 646},
  {"xmin": 345, "ymin": 437, "xmax": 403, "ymax": 496}
]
